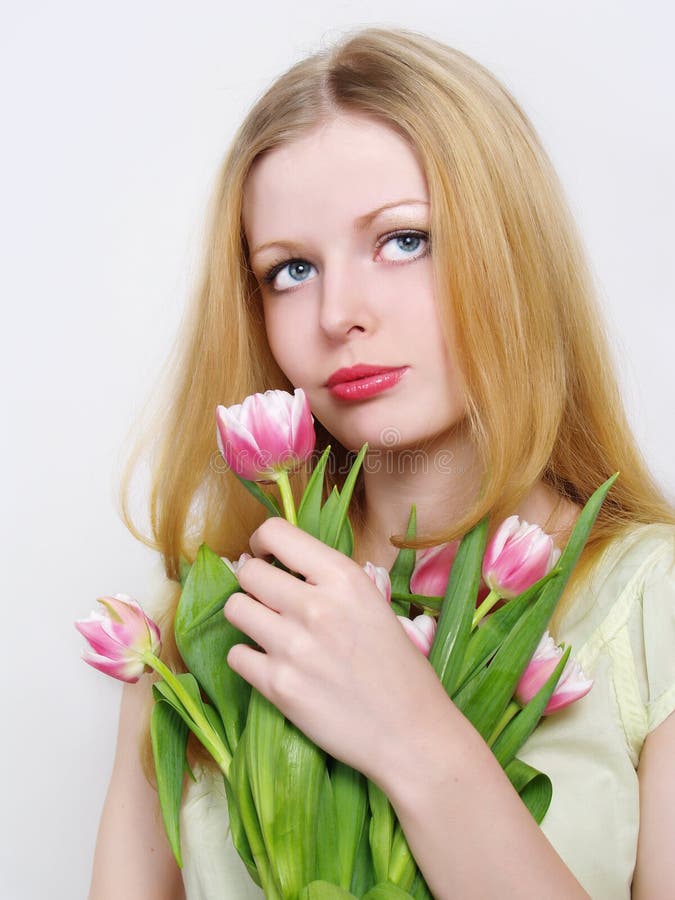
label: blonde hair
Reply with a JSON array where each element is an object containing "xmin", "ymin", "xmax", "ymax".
[{"xmin": 120, "ymin": 26, "xmax": 674, "ymax": 693}]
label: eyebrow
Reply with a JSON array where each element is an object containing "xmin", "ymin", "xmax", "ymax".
[{"xmin": 248, "ymin": 199, "xmax": 430, "ymax": 260}]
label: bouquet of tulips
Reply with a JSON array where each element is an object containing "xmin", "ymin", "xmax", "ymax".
[{"xmin": 76, "ymin": 388, "xmax": 613, "ymax": 899}]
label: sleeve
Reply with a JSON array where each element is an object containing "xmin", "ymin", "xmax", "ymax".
[{"xmin": 639, "ymin": 525, "xmax": 675, "ymax": 733}]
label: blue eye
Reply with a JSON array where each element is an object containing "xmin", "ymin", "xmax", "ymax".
[
  {"xmin": 378, "ymin": 231, "xmax": 429, "ymax": 262},
  {"xmin": 260, "ymin": 229, "xmax": 430, "ymax": 293},
  {"xmin": 263, "ymin": 259, "xmax": 316, "ymax": 291}
]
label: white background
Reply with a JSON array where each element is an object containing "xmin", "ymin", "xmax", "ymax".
[{"xmin": 1, "ymin": 1, "xmax": 673, "ymax": 897}]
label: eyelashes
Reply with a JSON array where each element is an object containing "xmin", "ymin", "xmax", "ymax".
[{"xmin": 260, "ymin": 228, "xmax": 431, "ymax": 293}]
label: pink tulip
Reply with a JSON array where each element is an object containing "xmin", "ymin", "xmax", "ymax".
[
  {"xmin": 411, "ymin": 541, "xmax": 491, "ymax": 607},
  {"xmin": 396, "ymin": 614, "xmax": 437, "ymax": 657},
  {"xmin": 410, "ymin": 542, "xmax": 459, "ymax": 596},
  {"xmin": 516, "ymin": 631, "xmax": 593, "ymax": 715},
  {"xmin": 215, "ymin": 388, "xmax": 315, "ymax": 483},
  {"xmin": 363, "ymin": 561, "xmax": 392, "ymax": 604},
  {"xmin": 363, "ymin": 561, "xmax": 437, "ymax": 656},
  {"xmin": 75, "ymin": 593, "xmax": 162, "ymax": 683},
  {"xmin": 482, "ymin": 516, "xmax": 560, "ymax": 599}
]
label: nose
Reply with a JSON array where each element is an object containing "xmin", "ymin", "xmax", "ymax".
[{"xmin": 318, "ymin": 257, "xmax": 378, "ymax": 341}]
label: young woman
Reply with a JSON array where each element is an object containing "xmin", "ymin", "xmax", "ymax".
[{"xmin": 89, "ymin": 27, "xmax": 675, "ymax": 900}]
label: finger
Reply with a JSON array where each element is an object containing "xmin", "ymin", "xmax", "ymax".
[
  {"xmin": 236, "ymin": 556, "xmax": 310, "ymax": 614},
  {"xmin": 224, "ymin": 591, "xmax": 290, "ymax": 654},
  {"xmin": 249, "ymin": 517, "xmax": 354, "ymax": 585},
  {"xmin": 226, "ymin": 642, "xmax": 273, "ymax": 698}
]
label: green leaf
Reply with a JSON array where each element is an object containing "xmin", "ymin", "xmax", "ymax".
[
  {"xmin": 505, "ymin": 758, "xmax": 553, "ymax": 824},
  {"xmin": 556, "ymin": 473, "xmax": 619, "ymax": 573},
  {"xmin": 335, "ymin": 515, "xmax": 355, "ymax": 557},
  {"xmin": 299, "ymin": 882, "xmax": 357, "ymax": 899},
  {"xmin": 238, "ymin": 477, "xmax": 282, "ymax": 517},
  {"xmin": 368, "ymin": 780, "xmax": 395, "ymax": 884},
  {"xmin": 150, "ymin": 697, "xmax": 189, "ymax": 869},
  {"xmin": 324, "ymin": 443, "xmax": 368, "ymax": 550},
  {"xmin": 491, "ymin": 648, "xmax": 571, "ymax": 767},
  {"xmin": 179, "ymin": 544, "xmax": 241, "ymax": 630},
  {"xmin": 222, "ymin": 774, "xmax": 260, "ymax": 886},
  {"xmin": 319, "ymin": 487, "xmax": 340, "ymax": 543},
  {"xmin": 427, "ymin": 516, "xmax": 489, "ymax": 696},
  {"xmin": 298, "ymin": 445, "xmax": 332, "ymax": 539},
  {"xmin": 363, "ymin": 882, "xmax": 416, "ymax": 899},
  {"xmin": 271, "ymin": 720, "xmax": 326, "ymax": 896},
  {"xmin": 453, "ymin": 473, "xmax": 618, "ymax": 740},
  {"xmin": 409, "ymin": 869, "xmax": 433, "ymax": 900},
  {"xmin": 387, "ymin": 825, "xmax": 417, "ymax": 892},
  {"xmin": 318, "ymin": 486, "xmax": 355, "ymax": 557},
  {"xmin": 178, "ymin": 555, "xmax": 192, "ymax": 588},
  {"xmin": 230, "ymin": 723, "xmax": 279, "ymax": 895},
  {"xmin": 454, "ymin": 568, "xmax": 558, "ymax": 693},
  {"xmin": 350, "ymin": 799, "xmax": 376, "ymax": 896},
  {"xmin": 244, "ymin": 689, "xmax": 286, "ymax": 873},
  {"xmin": 332, "ymin": 761, "xmax": 369, "ymax": 890},
  {"xmin": 388, "ymin": 506, "xmax": 417, "ymax": 616},
  {"xmin": 174, "ymin": 544, "xmax": 254, "ymax": 753},
  {"xmin": 151, "ymin": 673, "xmax": 225, "ymax": 765},
  {"xmin": 315, "ymin": 768, "xmax": 340, "ymax": 885}
]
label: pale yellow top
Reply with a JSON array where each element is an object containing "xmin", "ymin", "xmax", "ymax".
[{"xmin": 159, "ymin": 522, "xmax": 675, "ymax": 899}]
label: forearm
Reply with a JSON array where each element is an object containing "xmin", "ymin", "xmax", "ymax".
[{"xmin": 375, "ymin": 687, "xmax": 590, "ymax": 899}]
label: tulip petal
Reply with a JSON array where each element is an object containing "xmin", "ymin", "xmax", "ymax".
[
  {"xmin": 363, "ymin": 561, "xmax": 392, "ymax": 604},
  {"xmin": 410, "ymin": 542, "xmax": 459, "ymax": 597},
  {"xmin": 290, "ymin": 388, "xmax": 316, "ymax": 461},
  {"xmin": 216, "ymin": 405, "xmax": 271, "ymax": 481},
  {"xmin": 81, "ymin": 649, "xmax": 145, "ymax": 683},
  {"xmin": 482, "ymin": 516, "xmax": 558, "ymax": 598},
  {"xmin": 397, "ymin": 615, "xmax": 433, "ymax": 656},
  {"xmin": 75, "ymin": 616, "xmax": 123, "ymax": 658}
]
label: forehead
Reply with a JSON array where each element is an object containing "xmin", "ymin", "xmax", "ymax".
[{"xmin": 242, "ymin": 114, "xmax": 429, "ymax": 248}]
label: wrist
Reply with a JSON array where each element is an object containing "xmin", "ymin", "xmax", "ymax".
[{"xmin": 370, "ymin": 673, "xmax": 476, "ymax": 811}]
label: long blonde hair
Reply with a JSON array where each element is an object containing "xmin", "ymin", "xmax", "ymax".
[{"xmin": 120, "ymin": 26, "xmax": 674, "ymax": 679}]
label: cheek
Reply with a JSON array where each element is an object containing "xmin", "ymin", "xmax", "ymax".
[{"xmin": 262, "ymin": 300, "xmax": 310, "ymax": 382}]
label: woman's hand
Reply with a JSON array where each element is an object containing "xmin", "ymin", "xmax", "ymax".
[{"xmin": 223, "ymin": 516, "xmax": 448, "ymax": 782}]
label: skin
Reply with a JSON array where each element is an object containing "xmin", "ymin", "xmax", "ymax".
[{"xmin": 221, "ymin": 112, "xmax": 675, "ymax": 897}]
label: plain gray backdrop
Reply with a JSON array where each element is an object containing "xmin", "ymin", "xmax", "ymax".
[{"xmin": 1, "ymin": 1, "xmax": 673, "ymax": 897}]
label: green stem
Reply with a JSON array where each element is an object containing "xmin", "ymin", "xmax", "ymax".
[
  {"xmin": 472, "ymin": 588, "xmax": 502, "ymax": 629},
  {"xmin": 488, "ymin": 700, "xmax": 520, "ymax": 746},
  {"xmin": 390, "ymin": 590, "xmax": 442, "ymax": 612},
  {"xmin": 276, "ymin": 470, "xmax": 297, "ymax": 525},
  {"xmin": 144, "ymin": 652, "xmax": 232, "ymax": 777}
]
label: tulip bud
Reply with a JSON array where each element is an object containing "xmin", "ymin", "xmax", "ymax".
[
  {"xmin": 516, "ymin": 631, "xmax": 593, "ymax": 715},
  {"xmin": 74, "ymin": 593, "xmax": 162, "ymax": 683},
  {"xmin": 482, "ymin": 516, "xmax": 560, "ymax": 599},
  {"xmin": 410, "ymin": 542, "xmax": 459, "ymax": 597},
  {"xmin": 364, "ymin": 561, "xmax": 437, "ymax": 656},
  {"xmin": 396, "ymin": 614, "xmax": 437, "ymax": 657},
  {"xmin": 363, "ymin": 561, "xmax": 392, "ymax": 605},
  {"xmin": 215, "ymin": 388, "xmax": 315, "ymax": 484}
]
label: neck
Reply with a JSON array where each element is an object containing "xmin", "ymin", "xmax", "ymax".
[
  {"xmin": 350, "ymin": 425, "xmax": 580, "ymax": 569},
  {"xmin": 353, "ymin": 422, "xmax": 482, "ymax": 567}
]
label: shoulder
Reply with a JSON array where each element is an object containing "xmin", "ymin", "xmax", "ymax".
[
  {"xmin": 563, "ymin": 522, "xmax": 675, "ymax": 629},
  {"xmin": 590, "ymin": 522, "xmax": 675, "ymax": 592},
  {"xmin": 587, "ymin": 523, "xmax": 675, "ymax": 747}
]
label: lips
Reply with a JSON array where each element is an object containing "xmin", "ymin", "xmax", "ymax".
[
  {"xmin": 325, "ymin": 364, "xmax": 405, "ymax": 388},
  {"xmin": 325, "ymin": 364, "xmax": 410, "ymax": 402}
]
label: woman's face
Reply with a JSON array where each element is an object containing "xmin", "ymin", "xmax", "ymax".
[{"xmin": 242, "ymin": 113, "xmax": 466, "ymax": 454}]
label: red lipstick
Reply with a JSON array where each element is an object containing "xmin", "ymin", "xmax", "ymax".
[{"xmin": 325, "ymin": 364, "xmax": 409, "ymax": 401}]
